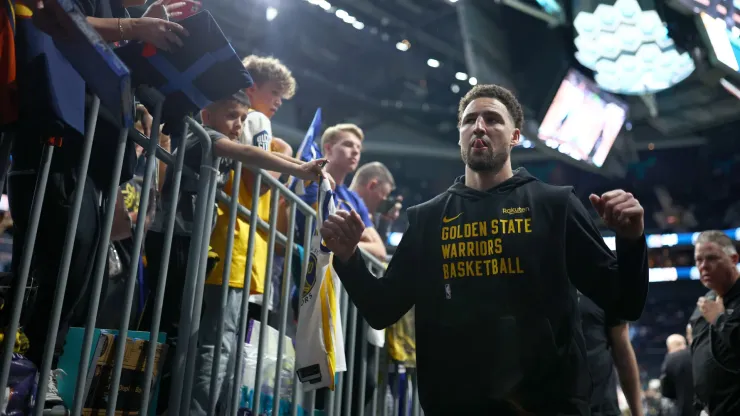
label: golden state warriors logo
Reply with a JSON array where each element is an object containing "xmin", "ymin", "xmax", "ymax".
[{"xmin": 303, "ymin": 252, "xmax": 319, "ymax": 297}]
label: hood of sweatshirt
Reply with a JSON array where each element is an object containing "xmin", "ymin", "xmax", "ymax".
[{"xmin": 446, "ymin": 168, "xmax": 538, "ymax": 200}]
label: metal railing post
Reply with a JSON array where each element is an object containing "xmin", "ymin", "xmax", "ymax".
[
  {"xmin": 167, "ymin": 118, "xmax": 215, "ymax": 416},
  {"xmin": 70, "ymin": 124, "xmax": 130, "ymax": 416},
  {"xmin": 273, "ymin": 202, "xmax": 297, "ymax": 416},
  {"xmin": 0, "ymin": 143, "xmax": 54, "ymax": 405},
  {"xmin": 105, "ymin": 90, "xmax": 165, "ymax": 415},
  {"xmin": 206, "ymin": 160, "xmax": 242, "ymax": 416},
  {"xmin": 342, "ymin": 303, "xmax": 358, "ymax": 416},
  {"xmin": 357, "ymin": 319, "xmax": 369, "ymax": 416},
  {"xmin": 291, "ymin": 215, "xmax": 314, "ymax": 416},
  {"xmin": 179, "ymin": 136, "xmax": 222, "ymax": 411},
  {"xmin": 227, "ymin": 172, "xmax": 262, "ymax": 416},
  {"xmin": 33, "ymin": 97, "xmax": 101, "ymax": 415},
  {"xmin": 137, "ymin": 119, "xmax": 189, "ymax": 416},
  {"xmin": 252, "ymin": 189, "xmax": 282, "ymax": 415},
  {"xmin": 331, "ymin": 290, "xmax": 349, "ymax": 416}
]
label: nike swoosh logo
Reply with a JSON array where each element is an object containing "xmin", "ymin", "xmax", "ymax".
[{"xmin": 442, "ymin": 212, "xmax": 463, "ymax": 223}]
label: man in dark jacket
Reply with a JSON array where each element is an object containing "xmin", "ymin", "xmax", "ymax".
[
  {"xmin": 660, "ymin": 333, "xmax": 694, "ymax": 416},
  {"xmin": 319, "ymin": 84, "xmax": 649, "ymax": 415},
  {"xmin": 689, "ymin": 230, "xmax": 740, "ymax": 415}
]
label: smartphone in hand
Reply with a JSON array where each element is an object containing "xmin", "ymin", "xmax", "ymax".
[{"xmin": 164, "ymin": 0, "xmax": 201, "ymax": 20}]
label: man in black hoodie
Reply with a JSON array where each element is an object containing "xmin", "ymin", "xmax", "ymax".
[{"xmin": 321, "ymin": 84, "xmax": 649, "ymax": 415}]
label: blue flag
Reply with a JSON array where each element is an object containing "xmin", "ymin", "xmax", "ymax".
[
  {"xmin": 296, "ymin": 107, "xmax": 322, "ymax": 162},
  {"xmin": 292, "ymin": 108, "xmax": 322, "ymax": 194}
]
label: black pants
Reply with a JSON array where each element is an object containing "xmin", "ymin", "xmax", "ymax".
[
  {"xmin": 4, "ymin": 167, "xmax": 103, "ymax": 369},
  {"xmin": 139, "ymin": 231, "xmax": 193, "ymax": 415}
]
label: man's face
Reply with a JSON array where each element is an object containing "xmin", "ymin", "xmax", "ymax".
[
  {"xmin": 458, "ymin": 97, "xmax": 520, "ymax": 172},
  {"xmin": 202, "ymin": 101, "xmax": 249, "ymax": 141},
  {"xmin": 246, "ymin": 80, "xmax": 284, "ymax": 119},
  {"xmin": 694, "ymin": 241, "xmax": 739, "ymax": 292},
  {"xmin": 325, "ymin": 132, "xmax": 362, "ymax": 174},
  {"xmin": 360, "ymin": 179, "xmax": 393, "ymax": 212}
]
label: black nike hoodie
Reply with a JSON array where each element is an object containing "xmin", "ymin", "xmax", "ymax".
[{"xmin": 333, "ymin": 168, "xmax": 649, "ymax": 415}]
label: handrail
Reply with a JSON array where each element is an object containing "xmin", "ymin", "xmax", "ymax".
[{"xmin": 130, "ymin": 129, "xmax": 388, "ymax": 270}]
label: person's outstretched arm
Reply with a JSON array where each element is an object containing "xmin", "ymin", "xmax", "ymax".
[
  {"xmin": 326, "ymin": 210, "xmax": 416, "ymax": 329},
  {"xmin": 213, "ymin": 139, "xmax": 326, "ymax": 181}
]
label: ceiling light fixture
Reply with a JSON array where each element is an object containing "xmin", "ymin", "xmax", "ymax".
[
  {"xmin": 427, "ymin": 58, "xmax": 440, "ymax": 68},
  {"xmin": 266, "ymin": 6, "xmax": 278, "ymax": 21},
  {"xmin": 455, "ymin": 72, "xmax": 468, "ymax": 81},
  {"xmin": 573, "ymin": 0, "xmax": 695, "ymax": 94},
  {"xmin": 396, "ymin": 39, "xmax": 410, "ymax": 51}
]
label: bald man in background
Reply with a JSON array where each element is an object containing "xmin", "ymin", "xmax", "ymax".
[{"xmin": 661, "ymin": 333, "xmax": 695, "ymax": 416}]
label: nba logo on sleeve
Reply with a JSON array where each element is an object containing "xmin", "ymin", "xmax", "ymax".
[{"xmin": 445, "ymin": 284, "xmax": 452, "ymax": 299}]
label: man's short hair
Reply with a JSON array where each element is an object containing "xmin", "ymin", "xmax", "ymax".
[
  {"xmin": 695, "ymin": 230, "xmax": 738, "ymax": 256},
  {"xmin": 352, "ymin": 162, "xmax": 395, "ymax": 189},
  {"xmin": 241, "ymin": 55, "xmax": 297, "ymax": 99},
  {"xmin": 458, "ymin": 84, "xmax": 524, "ymax": 129},
  {"xmin": 321, "ymin": 123, "xmax": 364, "ymax": 151}
]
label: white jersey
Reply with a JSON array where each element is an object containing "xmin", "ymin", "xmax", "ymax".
[
  {"xmin": 242, "ymin": 110, "xmax": 272, "ymax": 150},
  {"xmin": 295, "ymin": 178, "xmax": 346, "ymax": 391}
]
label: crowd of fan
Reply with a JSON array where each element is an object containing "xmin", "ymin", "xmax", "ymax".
[{"xmin": 0, "ymin": 1, "xmax": 404, "ymax": 411}]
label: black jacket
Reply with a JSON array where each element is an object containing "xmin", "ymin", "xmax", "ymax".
[
  {"xmin": 333, "ymin": 168, "xmax": 649, "ymax": 415},
  {"xmin": 661, "ymin": 348, "xmax": 695, "ymax": 416},
  {"xmin": 689, "ymin": 279, "xmax": 740, "ymax": 415}
]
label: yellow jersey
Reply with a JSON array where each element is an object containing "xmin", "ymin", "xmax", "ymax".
[{"xmin": 206, "ymin": 110, "xmax": 273, "ymax": 293}]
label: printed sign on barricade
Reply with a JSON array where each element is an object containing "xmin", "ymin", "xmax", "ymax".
[{"xmin": 294, "ymin": 178, "xmax": 346, "ymax": 391}]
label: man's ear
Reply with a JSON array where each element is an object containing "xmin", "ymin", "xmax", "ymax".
[
  {"xmin": 510, "ymin": 129, "xmax": 521, "ymax": 148},
  {"xmin": 367, "ymin": 178, "xmax": 379, "ymax": 190}
]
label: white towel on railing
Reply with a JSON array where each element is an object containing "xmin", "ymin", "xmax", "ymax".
[{"xmin": 294, "ymin": 178, "xmax": 346, "ymax": 391}]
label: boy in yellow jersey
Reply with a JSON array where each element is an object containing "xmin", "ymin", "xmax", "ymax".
[
  {"xmin": 207, "ymin": 55, "xmax": 297, "ymax": 318},
  {"xmin": 142, "ymin": 91, "xmax": 325, "ymax": 415},
  {"xmin": 194, "ymin": 56, "xmax": 301, "ymax": 414}
]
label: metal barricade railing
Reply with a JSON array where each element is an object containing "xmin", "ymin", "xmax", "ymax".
[{"xmin": 0, "ymin": 91, "xmax": 421, "ymax": 416}]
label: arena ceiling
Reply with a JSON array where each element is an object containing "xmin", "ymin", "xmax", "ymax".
[{"xmin": 199, "ymin": 0, "xmax": 740, "ymax": 156}]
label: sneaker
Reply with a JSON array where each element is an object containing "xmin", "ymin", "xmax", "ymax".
[{"xmin": 42, "ymin": 369, "xmax": 68, "ymax": 415}]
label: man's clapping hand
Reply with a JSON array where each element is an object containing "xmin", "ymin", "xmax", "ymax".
[{"xmin": 320, "ymin": 210, "xmax": 366, "ymax": 263}]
